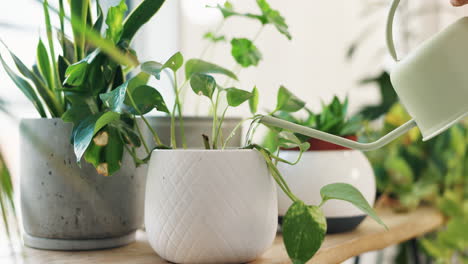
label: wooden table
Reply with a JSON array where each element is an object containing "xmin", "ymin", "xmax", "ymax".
[{"xmin": 0, "ymin": 207, "xmax": 444, "ymax": 264}]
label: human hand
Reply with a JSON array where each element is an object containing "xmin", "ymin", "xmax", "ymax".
[{"xmin": 451, "ymin": 0, "xmax": 468, "ymax": 6}]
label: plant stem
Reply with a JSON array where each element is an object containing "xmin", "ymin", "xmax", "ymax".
[
  {"xmin": 126, "ymin": 88, "xmax": 163, "ymax": 146},
  {"xmin": 58, "ymin": 0, "xmax": 66, "ymax": 57},
  {"xmin": 211, "ymin": 95, "xmax": 219, "ymax": 149},
  {"xmin": 123, "ymin": 143, "xmax": 144, "ymax": 166},
  {"xmin": 43, "ymin": 0, "xmax": 64, "ymax": 107},
  {"xmin": 202, "ymin": 134, "xmax": 211, "ymax": 150},
  {"xmin": 173, "ymin": 71, "xmax": 187, "ymax": 148},
  {"xmin": 223, "ymin": 117, "xmax": 253, "ymax": 149},
  {"xmin": 214, "ymin": 106, "xmax": 229, "ymax": 149},
  {"xmin": 134, "ymin": 119, "xmax": 150, "ymax": 155},
  {"xmin": 199, "ymin": 20, "xmax": 225, "ymax": 60},
  {"xmin": 258, "ymin": 148, "xmax": 298, "ymax": 202}
]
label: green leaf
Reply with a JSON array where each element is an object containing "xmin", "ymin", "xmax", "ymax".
[
  {"xmin": 2, "ymin": 43, "xmax": 62, "ymax": 116},
  {"xmin": 275, "ymin": 86, "xmax": 305, "ymax": 113},
  {"xmin": 70, "ymin": 0, "xmax": 89, "ymax": 60},
  {"xmin": 0, "ymin": 52, "xmax": 47, "ymax": 117},
  {"xmin": 225, "ymin": 88, "xmax": 253, "ymax": 107},
  {"xmin": 103, "ymin": 126, "xmax": 124, "ymax": 176},
  {"xmin": 121, "ymin": 0, "xmax": 166, "ymax": 42},
  {"xmin": 62, "ymin": 93, "xmax": 99, "ymax": 125},
  {"xmin": 185, "ymin": 59, "xmax": 238, "ymax": 80},
  {"xmin": 282, "ymin": 201, "xmax": 327, "ymax": 264},
  {"xmin": 231, "ymin": 38, "xmax": 262, "ymax": 68},
  {"xmin": 249, "ymin": 86, "xmax": 259, "ymax": 114},
  {"xmin": 358, "ymin": 71, "xmax": 398, "ymax": 121},
  {"xmin": 320, "ymin": 183, "xmax": 387, "ymax": 228},
  {"xmin": 141, "ymin": 52, "xmax": 184, "ymax": 80},
  {"xmin": 64, "ymin": 61, "xmax": 88, "ymax": 86},
  {"xmin": 277, "ymin": 131, "xmax": 310, "ymax": 152},
  {"xmin": 100, "ymin": 72, "xmax": 150, "ymax": 113},
  {"xmin": 72, "ymin": 111, "xmax": 120, "ymax": 163},
  {"xmin": 141, "ymin": 61, "xmax": 163, "ymax": 80},
  {"xmin": 105, "ymin": 0, "xmax": 128, "ymax": 43},
  {"xmin": 125, "ymin": 85, "xmax": 169, "ymax": 114},
  {"xmin": 214, "ymin": 1, "xmax": 237, "ymax": 18},
  {"xmin": 203, "ymin": 32, "xmax": 226, "ymax": 43},
  {"xmin": 190, "ymin": 73, "xmax": 216, "ymax": 99},
  {"xmin": 211, "ymin": 1, "xmax": 265, "ymax": 22},
  {"xmin": 93, "ymin": 0, "xmax": 104, "ymax": 32},
  {"xmin": 162, "ymin": 52, "xmax": 183, "ymax": 72},
  {"xmin": 256, "ymin": 0, "xmax": 292, "ymax": 40},
  {"xmin": 64, "ymin": 49, "xmax": 100, "ymax": 86},
  {"xmin": 118, "ymin": 122, "xmax": 141, "ymax": 147},
  {"xmin": 36, "ymin": 39, "xmax": 54, "ymax": 90}
]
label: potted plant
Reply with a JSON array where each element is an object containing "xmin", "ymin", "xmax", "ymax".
[
  {"xmin": 103, "ymin": 1, "xmax": 387, "ymax": 263},
  {"xmin": 139, "ymin": 0, "xmax": 293, "ymax": 151},
  {"xmin": 1, "ymin": 0, "xmax": 166, "ymax": 250},
  {"xmin": 262, "ymin": 96, "xmax": 376, "ymax": 233}
]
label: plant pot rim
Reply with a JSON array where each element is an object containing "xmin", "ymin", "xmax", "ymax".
[
  {"xmin": 21, "ymin": 117, "xmax": 63, "ymax": 121},
  {"xmin": 151, "ymin": 148, "xmax": 254, "ymax": 153},
  {"xmin": 141, "ymin": 115, "xmax": 242, "ymax": 122},
  {"xmin": 281, "ymin": 135, "xmax": 358, "ymax": 152}
]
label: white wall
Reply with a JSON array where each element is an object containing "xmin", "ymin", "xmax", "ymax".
[{"xmin": 177, "ymin": 0, "xmax": 468, "ymax": 118}]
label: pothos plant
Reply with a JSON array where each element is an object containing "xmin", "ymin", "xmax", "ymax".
[
  {"xmin": 0, "ymin": 0, "xmax": 166, "ymax": 176},
  {"xmin": 107, "ymin": 52, "xmax": 387, "ymax": 263},
  {"xmin": 262, "ymin": 95, "xmax": 363, "ymax": 153}
]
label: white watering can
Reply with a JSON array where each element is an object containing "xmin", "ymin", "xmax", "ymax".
[{"xmin": 260, "ymin": 0, "xmax": 468, "ymax": 151}]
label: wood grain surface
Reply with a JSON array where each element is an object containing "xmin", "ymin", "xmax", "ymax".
[{"xmin": 0, "ymin": 207, "xmax": 444, "ymax": 264}]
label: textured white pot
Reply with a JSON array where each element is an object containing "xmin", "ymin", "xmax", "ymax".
[
  {"xmin": 145, "ymin": 149, "xmax": 277, "ymax": 263},
  {"xmin": 277, "ymin": 150, "xmax": 376, "ymax": 233}
]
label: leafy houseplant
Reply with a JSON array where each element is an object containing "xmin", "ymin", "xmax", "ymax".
[
  {"xmin": 1, "ymin": 0, "xmax": 168, "ymax": 250},
  {"xmin": 263, "ymin": 96, "xmax": 363, "ymax": 152},
  {"xmin": 261, "ymin": 96, "xmax": 376, "ymax": 234},
  {"xmin": 108, "ymin": 2, "xmax": 386, "ymax": 262},
  {"xmin": 2, "ymin": 0, "xmax": 386, "ymax": 261}
]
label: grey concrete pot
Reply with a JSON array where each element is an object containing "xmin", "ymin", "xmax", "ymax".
[{"xmin": 20, "ymin": 118, "xmax": 145, "ymax": 250}]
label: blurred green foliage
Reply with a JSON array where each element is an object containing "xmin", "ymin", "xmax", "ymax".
[{"xmin": 363, "ymin": 103, "xmax": 468, "ymax": 263}]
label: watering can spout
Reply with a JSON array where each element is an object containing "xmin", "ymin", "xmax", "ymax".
[{"xmin": 258, "ymin": 115, "xmax": 417, "ymax": 152}]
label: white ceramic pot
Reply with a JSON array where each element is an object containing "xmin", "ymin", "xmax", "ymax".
[
  {"xmin": 277, "ymin": 149, "xmax": 376, "ymax": 233},
  {"xmin": 145, "ymin": 149, "xmax": 277, "ymax": 263}
]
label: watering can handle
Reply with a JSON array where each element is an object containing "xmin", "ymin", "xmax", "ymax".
[
  {"xmin": 386, "ymin": 0, "xmax": 402, "ymax": 61},
  {"xmin": 258, "ymin": 115, "xmax": 416, "ymax": 152}
]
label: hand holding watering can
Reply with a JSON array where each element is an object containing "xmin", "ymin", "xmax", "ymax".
[{"xmin": 452, "ymin": 0, "xmax": 468, "ymax": 6}]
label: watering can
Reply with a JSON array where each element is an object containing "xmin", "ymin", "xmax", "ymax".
[{"xmin": 260, "ymin": 0, "xmax": 468, "ymax": 151}]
